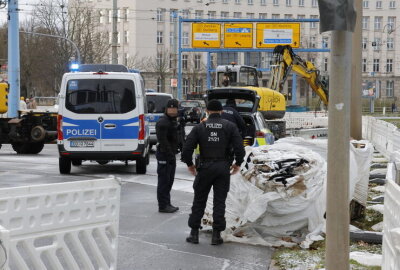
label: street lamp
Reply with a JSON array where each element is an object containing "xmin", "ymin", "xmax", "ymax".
[{"xmin": 19, "ymin": 31, "xmax": 81, "ymax": 64}]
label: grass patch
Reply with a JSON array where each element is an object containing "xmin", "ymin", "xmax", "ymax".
[
  {"xmin": 272, "ymin": 241, "xmax": 382, "ymax": 269},
  {"xmin": 351, "ymin": 209, "xmax": 383, "ymax": 231},
  {"xmin": 381, "ymin": 119, "xmax": 400, "ymax": 128}
]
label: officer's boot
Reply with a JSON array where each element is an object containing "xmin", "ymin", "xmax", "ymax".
[
  {"xmin": 186, "ymin": 229, "xmax": 199, "ymax": 244},
  {"xmin": 211, "ymin": 230, "xmax": 223, "ymax": 245}
]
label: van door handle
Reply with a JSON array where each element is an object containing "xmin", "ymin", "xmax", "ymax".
[{"xmin": 104, "ymin": 123, "xmax": 116, "ymax": 129}]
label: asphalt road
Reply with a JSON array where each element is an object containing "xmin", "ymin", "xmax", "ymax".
[{"xmin": 0, "ymin": 144, "xmax": 274, "ymax": 270}]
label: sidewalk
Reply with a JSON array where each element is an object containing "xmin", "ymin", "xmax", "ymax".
[{"xmin": 118, "ymin": 182, "xmax": 274, "ymax": 270}]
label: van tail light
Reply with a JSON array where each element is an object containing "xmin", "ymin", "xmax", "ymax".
[
  {"xmin": 138, "ymin": 114, "xmax": 145, "ymax": 140},
  {"xmin": 256, "ymin": 131, "xmax": 265, "ymax": 138},
  {"xmin": 57, "ymin": 115, "xmax": 63, "ymax": 140}
]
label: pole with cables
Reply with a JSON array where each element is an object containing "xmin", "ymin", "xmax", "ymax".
[{"xmin": 112, "ymin": 0, "xmax": 118, "ymax": 64}]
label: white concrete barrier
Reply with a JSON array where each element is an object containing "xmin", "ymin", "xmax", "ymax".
[
  {"xmin": 0, "ymin": 177, "xmax": 120, "ymax": 270},
  {"xmin": 382, "ymin": 173, "xmax": 400, "ymax": 269},
  {"xmin": 284, "ymin": 112, "xmax": 328, "ymax": 129},
  {"xmin": 362, "ymin": 116, "xmax": 400, "ymax": 159}
]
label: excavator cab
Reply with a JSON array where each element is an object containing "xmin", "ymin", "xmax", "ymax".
[{"xmin": 216, "ymin": 64, "xmax": 260, "ymax": 87}]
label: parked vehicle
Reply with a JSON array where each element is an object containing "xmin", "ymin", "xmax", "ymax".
[
  {"xmin": 57, "ymin": 64, "xmax": 150, "ymax": 174},
  {"xmin": 179, "ymin": 100, "xmax": 205, "ymax": 124},
  {"xmin": 204, "ymin": 87, "xmax": 274, "ymax": 147},
  {"xmin": 145, "ymin": 92, "xmax": 173, "ymax": 147}
]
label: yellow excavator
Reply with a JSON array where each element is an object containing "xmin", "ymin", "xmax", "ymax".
[{"xmin": 215, "ymin": 45, "xmax": 329, "ymax": 118}]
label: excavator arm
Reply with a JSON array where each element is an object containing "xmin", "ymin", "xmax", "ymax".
[{"xmin": 268, "ymin": 45, "xmax": 329, "ymax": 106}]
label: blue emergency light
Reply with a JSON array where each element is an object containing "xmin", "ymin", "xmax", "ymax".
[{"xmin": 70, "ymin": 63, "xmax": 80, "ymax": 72}]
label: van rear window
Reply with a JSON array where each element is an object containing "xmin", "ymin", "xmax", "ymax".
[
  {"xmin": 66, "ymin": 79, "xmax": 136, "ymax": 114},
  {"xmin": 146, "ymin": 95, "xmax": 171, "ymax": 113}
]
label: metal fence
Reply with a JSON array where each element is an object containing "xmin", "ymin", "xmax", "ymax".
[{"xmin": 0, "ymin": 177, "xmax": 121, "ymax": 270}]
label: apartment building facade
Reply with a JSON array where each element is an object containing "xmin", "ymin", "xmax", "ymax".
[{"xmin": 74, "ymin": 0, "xmax": 399, "ymax": 108}]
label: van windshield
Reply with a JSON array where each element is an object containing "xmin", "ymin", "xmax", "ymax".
[
  {"xmin": 146, "ymin": 95, "xmax": 171, "ymax": 113},
  {"xmin": 66, "ymin": 79, "xmax": 136, "ymax": 114}
]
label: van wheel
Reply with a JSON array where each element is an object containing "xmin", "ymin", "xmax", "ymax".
[
  {"xmin": 29, "ymin": 142, "xmax": 44, "ymax": 154},
  {"xmin": 72, "ymin": 160, "xmax": 82, "ymax": 166},
  {"xmin": 96, "ymin": 160, "xmax": 109, "ymax": 165},
  {"xmin": 136, "ymin": 157, "xmax": 147, "ymax": 174},
  {"xmin": 59, "ymin": 157, "xmax": 71, "ymax": 174}
]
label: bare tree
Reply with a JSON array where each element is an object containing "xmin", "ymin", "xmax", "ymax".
[
  {"xmin": 126, "ymin": 53, "xmax": 147, "ymax": 71},
  {"xmin": 145, "ymin": 49, "xmax": 171, "ymax": 93}
]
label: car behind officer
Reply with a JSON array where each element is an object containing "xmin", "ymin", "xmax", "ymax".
[
  {"xmin": 156, "ymin": 99, "xmax": 180, "ymax": 213},
  {"xmin": 181, "ymin": 99, "xmax": 245, "ymax": 245}
]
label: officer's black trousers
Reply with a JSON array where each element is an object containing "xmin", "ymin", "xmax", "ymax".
[
  {"xmin": 156, "ymin": 151, "xmax": 176, "ymax": 209},
  {"xmin": 188, "ymin": 161, "xmax": 230, "ymax": 231}
]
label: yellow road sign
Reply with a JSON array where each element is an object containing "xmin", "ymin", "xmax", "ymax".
[
  {"xmin": 256, "ymin": 23, "xmax": 300, "ymax": 48},
  {"xmin": 192, "ymin": 23, "xmax": 221, "ymax": 48},
  {"xmin": 224, "ymin": 23, "xmax": 253, "ymax": 48}
]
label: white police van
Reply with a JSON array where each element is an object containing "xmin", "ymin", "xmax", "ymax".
[
  {"xmin": 145, "ymin": 91, "xmax": 173, "ymax": 148},
  {"xmin": 57, "ymin": 64, "xmax": 150, "ymax": 174}
]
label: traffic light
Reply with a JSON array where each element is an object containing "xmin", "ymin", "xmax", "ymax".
[{"xmin": 0, "ymin": 82, "xmax": 8, "ymax": 114}]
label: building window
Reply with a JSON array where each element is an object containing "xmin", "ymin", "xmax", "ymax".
[
  {"xmin": 156, "ymin": 52, "xmax": 163, "ymax": 66},
  {"xmin": 182, "ymin": 55, "xmax": 188, "ymax": 70},
  {"xmin": 300, "ymin": 80, "xmax": 306, "ymax": 97},
  {"xmin": 362, "ymin": 17, "xmax": 369, "ymax": 29},
  {"xmin": 272, "ymin": 14, "xmax": 280, "ymax": 19},
  {"xmin": 373, "ymin": 59, "xmax": 380, "ymax": 72},
  {"xmin": 312, "ymin": 0, "xmax": 318, "ymax": 7},
  {"xmin": 157, "ymin": 31, "xmax": 163, "ymax": 44},
  {"xmin": 169, "ymin": 54, "xmax": 174, "ymax": 69},
  {"xmin": 234, "ymin": 12, "xmax": 242, "ymax": 18},
  {"xmin": 195, "ymin": 79, "xmax": 203, "ymax": 92},
  {"xmin": 298, "ymin": 14, "xmax": 305, "ymax": 19},
  {"xmin": 324, "ymin": 58, "xmax": 328, "ymax": 72},
  {"xmin": 322, "ymin": 37, "xmax": 329, "ymax": 48},
  {"xmin": 170, "ymin": 9, "xmax": 178, "ymax": 22},
  {"xmin": 376, "ymin": 0, "xmax": 382, "ymax": 8},
  {"xmin": 387, "ymin": 59, "xmax": 393, "ymax": 72},
  {"xmin": 284, "ymin": 14, "xmax": 292, "ymax": 19},
  {"xmin": 208, "ymin": 11, "xmax": 216, "ymax": 19},
  {"xmin": 157, "ymin": 78, "xmax": 162, "ymax": 92},
  {"xmin": 387, "ymin": 37, "xmax": 394, "ymax": 49},
  {"xmin": 386, "ymin": 80, "xmax": 394, "ymax": 97},
  {"xmin": 362, "ymin": 37, "xmax": 368, "ymax": 49},
  {"xmin": 235, "ymin": 0, "xmax": 241, "ymax": 4},
  {"xmin": 182, "ymin": 9, "xmax": 190, "ymax": 19},
  {"xmin": 222, "ymin": 0, "xmax": 228, "ymax": 3},
  {"xmin": 195, "ymin": 10, "xmax": 203, "ymax": 19},
  {"xmin": 124, "ymin": 53, "xmax": 129, "ymax": 66},
  {"xmin": 108, "ymin": 9, "xmax": 112, "ymax": 24},
  {"xmin": 388, "ymin": 17, "xmax": 396, "ymax": 32},
  {"xmin": 124, "ymin": 8, "xmax": 129, "ymax": 22},
  {"xmin": 373, "ymin": 37, "xmax": 381, "ymax": 50},
  {"xmin": 247, "ymin": 13, "xmax": 255, "ymax": 19},
  {"xmin": 374, "ymin": 17, "xmax": 382, "ymax": 30},
  {"xmin": 170, "ymin": 32, "xmax": 174, "ymax": 46},
  {"xmin": 183, "ymin": 79, "xmax": 189, "ymax": 94},
  {"xmin": 310, "ymin": 15, "xmax": 318, "ymax": 28},
  {"xmin": 286, "ymin": 0, "xmax": 292, "ymax": 6},
  {"xmin": 362, "ymin": 59, "xmax": 367, "ymax": 72},
  {"xmin": 261, "ymin": 0, "xmax": 267, "ymax": 5},
  {"xmin": 248, "ymin": 0, "xmax": 254, "ymax": 4},
  {"xmin": 363, "ymin": 0, "xmax": 369, "ymax": 8},
  {"xmin": 221, "ymin": 12, "xmax": 229, "ymax": 18},
  {"xmin": 259, "ymin": 13, "xmax": 267, "ymax": 19},
  {"xmin": 124, "ymin": 31, "xmax": 129, "ymax": 44},
  {"xmin": 310, "ymin": 36, "xmax": 316, "ymax": 48},
  {"xmin": 389, "ymin": 1, "xmax": 396, "ymax": 8},
  {"xmin": 182, "ymin": 32, "xmax": 189, "ymax": 45},
  {"xmin": 299, "ymin": 0, "xmax": 304, "ymax": 6},
  {"xmin": 157, "ymin": 9, "xmax": 164, "ymax": 22},
  {"xmin": 273, "ymin": 0, "xmax": 279, "ymax": 6},
  {"xmin": 195, "ymin": 55, "xmax": 201, "ymax": 70}
]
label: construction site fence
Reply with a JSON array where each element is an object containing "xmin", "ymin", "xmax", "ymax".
[{"xmin": 0, "ymin": 177, "xmax": 121, "ymax": 270}]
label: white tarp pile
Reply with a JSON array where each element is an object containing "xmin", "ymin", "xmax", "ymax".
[{"xmin": 202, "ymin": 138, "xmax": 373, "ymax": 248}]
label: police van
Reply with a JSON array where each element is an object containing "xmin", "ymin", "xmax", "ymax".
[
  {"xmin": 145, "ymin": 91, "xmax": 173, "ymax": 148},
  {"xmin": 57, "ymin": 64, "xmax": 150, "ymax": 174}
]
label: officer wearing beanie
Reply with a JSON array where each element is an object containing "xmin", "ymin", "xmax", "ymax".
[
  {"xmin": 181, "ymin": 99, "xmax": 245, "ymax": 245},
  {"xmin": 156, "ymin": 98, "xmax": 180, "ymax": 213}
]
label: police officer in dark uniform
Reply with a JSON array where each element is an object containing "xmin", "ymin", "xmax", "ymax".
[
  {"xmin": 181, "ymin": 100, "xmax": 245, "ymax": 245},
  {"xmin": 156, "ymin": 99, "xmax": 180, "ymax": 213},
  {"xmin": 222, "ymin": 98, "xmax": 246, "ymax": 138}
]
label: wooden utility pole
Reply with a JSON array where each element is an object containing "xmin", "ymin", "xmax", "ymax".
[{"xmin": 326, "ymin": 30, "xmax": 352, "ymax": 270}]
